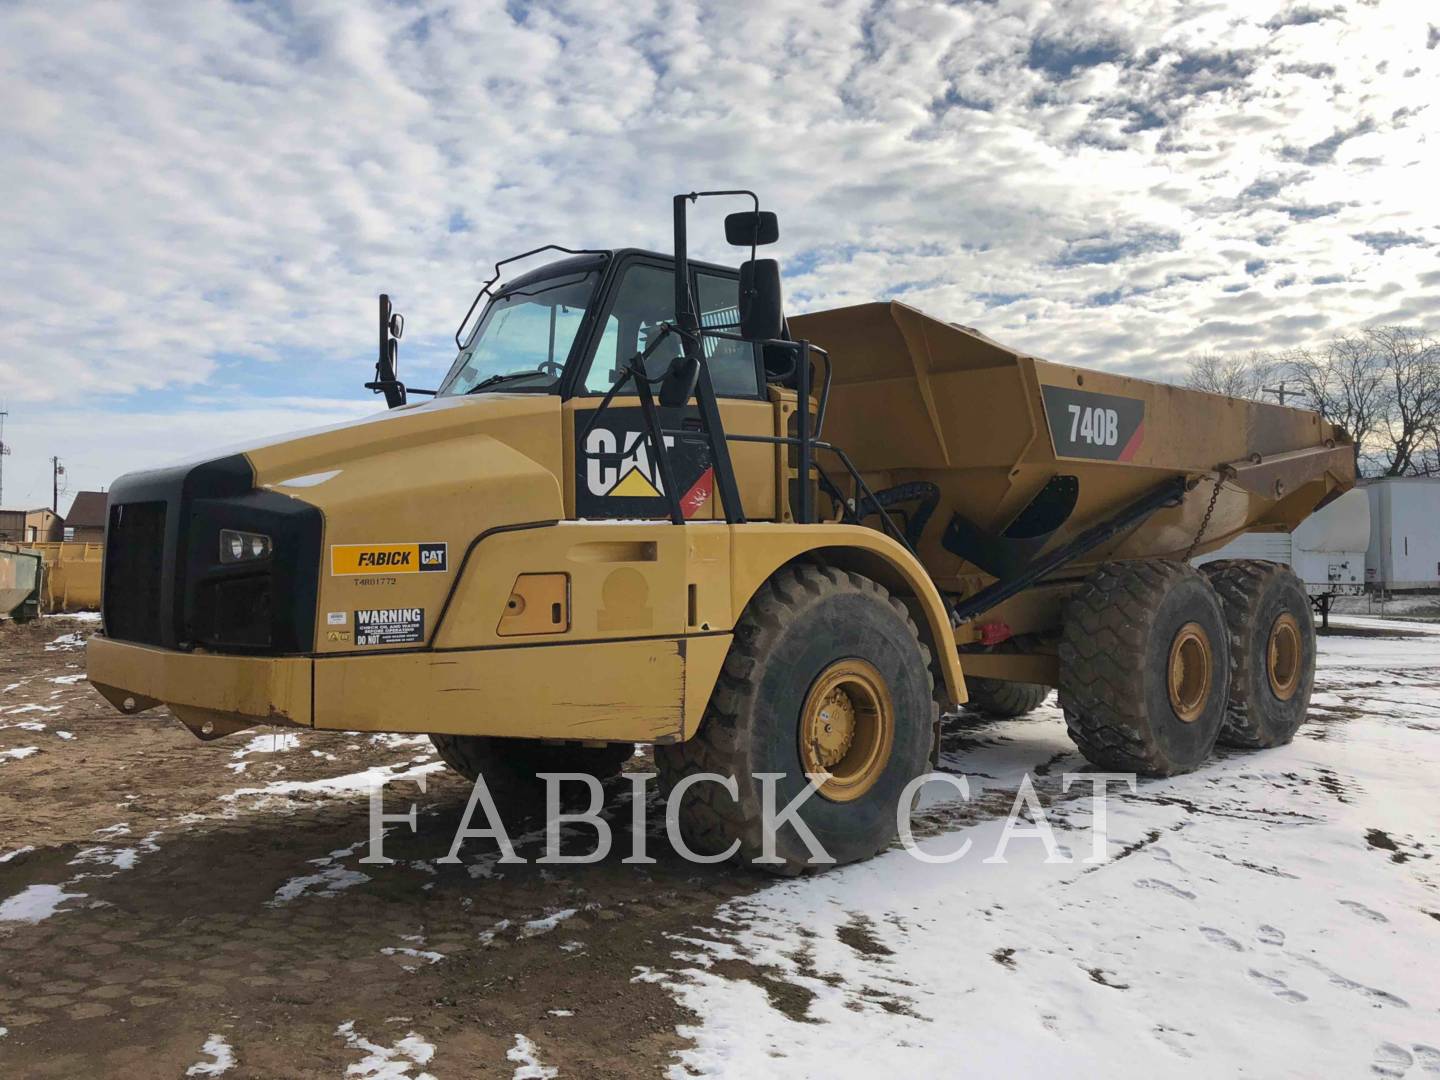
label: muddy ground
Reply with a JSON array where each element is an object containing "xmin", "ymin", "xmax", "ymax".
[{"xmin": 0, "ymin": 617, "xmax": 776, "ymax": 1077}]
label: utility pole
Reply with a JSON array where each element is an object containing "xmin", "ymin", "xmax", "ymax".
[
  {"xmin": 52, "ymin": 456, "xmax": 64, "ymax": 514},
  {"xmin": 1262, "ymin": 381, "xmax": 1303, "ymax": 406},
  {"xmin": 0, "ymin": 407, "xmax": 9, "ymax": 508}
]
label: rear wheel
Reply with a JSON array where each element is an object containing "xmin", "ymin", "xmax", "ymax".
[
  {"xmin": 1059, "ymin": 561, "xmax": 1229, "ymax": 776},
  {"xmin": 963, "ymin": 676, "xmax": 1051, "ymax": 718},
  {"xmin": 429, "ymin": 734, "xmax": 632, "ymax": 808},
  {"xmin": 655, "ymin": 563, "xmax": 935, "ymax": 875},
  {"xmin": 1202, "ymin": 560, "xmax": 1315, "ymax": 748}
]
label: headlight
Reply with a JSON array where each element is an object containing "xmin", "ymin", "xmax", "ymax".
[{"xmin": 219, "ymin": 529, "xmax": 273, "ymax": 564}]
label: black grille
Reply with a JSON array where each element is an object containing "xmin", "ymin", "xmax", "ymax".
[{"xmin": 104, "ymin": 501, "xmax": 167, "ymax": 645}]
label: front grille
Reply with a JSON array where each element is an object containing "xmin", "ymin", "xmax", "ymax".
[{"xmin": 104, "ymin": 501, "xmax": 167, "ymax": 645}]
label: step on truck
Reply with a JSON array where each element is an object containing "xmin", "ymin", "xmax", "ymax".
[{"xmin": 88, "ymin": 191, "xmax": 1356, "ymax": 872}]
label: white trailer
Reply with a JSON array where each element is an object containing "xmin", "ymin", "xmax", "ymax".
[
  {"xmin": 1194, "ymin": 487, "xmax": 1370, "ymax": 627},
  {"xmin": 1364, "ymin": 476, "xmax": 1440, "ymax": 592}
]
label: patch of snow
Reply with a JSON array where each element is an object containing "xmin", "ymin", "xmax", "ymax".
[
  {"xmin": 185, "ymin": 1034, "xmax": 236, "ymax": 1076},
  {"xmin": 15, "ymin": 721, "xmax": 46, "ymax": 732},
  {"xmin": 231, "ymin": 731, "xmax": 301, "ymax": 760},
  {"xmin": 3, "ymin": 703, "xmax": 61, "ymax": 715},
  {"xmin": 270, "ymin": 840, "xmax": 370, "ymax": 906},
  {"xmin": 0, "ymin": 747, "xmax": 39, "ymax": 762},
  {"xmin": 335, "ymin": 1020, "xmax": 436, "ymax": 1080},
  {"xmin": 380, "ymin": 946, "xmax": 445, "ymax": 970},
  {"xmin": 521, "ymin": 908, "xmax": 578, "ymax": 938},
  {"xmin": 44, "ymin": 611, "xmax": 101, "ymax": 622},
  {"xmin": 546, "ymin": 1009, "xmax": 573, "ymax": 1018},
  {"xmin": 48, "ymin": 673, "xmax": 87, "ymax": 685},
  {"xmin": 506, "ymin": 1034, "xmax": 558, "ymax": 1080},
  {"xmin": 1, "ymin": 682, "xmax": 21, "ymax": 693},
  {"xmin": 0, "ymin": 883, "xmax": 86, "ymax": 923},
  {"xmin": 223, "ymin": 760, "xmax": 443, "ymax": 803},
  {"xmin": 44, "ymin": 632, "xmax": 85, "ymax": 651},
  {"xmin": 656, "ymin": 629, "xmax": 1440, "ymax": 1077},
  {"xmin": 0, "ymin": 846, "xmax": 34, "ymax": 863},
  {"xmin": 55, "ymin": 731, "xmax": 75, "ymax": 740}
]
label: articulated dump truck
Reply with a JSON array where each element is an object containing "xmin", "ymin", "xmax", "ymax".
[{"xmin": 88, "ymin": 193, "xmax": 1354, "ymax": 872}]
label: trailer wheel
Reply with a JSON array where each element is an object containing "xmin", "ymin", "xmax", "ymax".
[
  {"xmin": 655, "ymin": 563, "xmax": 935, "ymax": 875},
  {"xmin": 1201, "ymin": 560, "xmax": 1315, "ymax": 748},
  {"xmin": 428, "ymin": 734, "xmax": 632, "ymax": 807},
  {"xmin": 1059, "ymin": 561, "xmax": 1229, "ymax": 776},
  {"xmin": 963, "ymin": 677, "xmax": 1051, "ymax": 718}
]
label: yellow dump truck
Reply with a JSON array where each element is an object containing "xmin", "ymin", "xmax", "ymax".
[{"xmin": 89, "ymin": 192, "xmax": 1354, "ymax": 871}]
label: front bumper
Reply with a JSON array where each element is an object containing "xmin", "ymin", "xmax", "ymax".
[
  {"xmin": 87, "ymin": 636, "xmax": 312, "ymax": 739},
  {"xmin": 87, "ymin": 631, "xmax": 731, "ymax": 744}
]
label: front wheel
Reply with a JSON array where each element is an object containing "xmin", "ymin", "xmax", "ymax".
[{"xmin": 656, "ymin": 563, "xmax": 936, "ymax": 875}]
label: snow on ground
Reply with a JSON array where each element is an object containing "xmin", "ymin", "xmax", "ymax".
[
  {"xmin": 653, "ymin": 619, "xmax": 1440, "ymax": 1078},
  {"xmin": 506, "ymin": 1034, "xmax": 559, "ymax": 1079},
  {"xmin": 334, "ymin": 1020, "xmax": 437, "ymax": 1080},
  {"xmin": 184, "ymin": 1033, "xmax": 236, "ymax": 1077}
]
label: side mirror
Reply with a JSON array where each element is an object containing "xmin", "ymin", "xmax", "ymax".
[
  {"xmin": 724, "ymin": 211, "xmax": 779, "ymax": 247},
  {"xmin": 738, "ymin": 259, "xmax": 783, "ymax": 341}
]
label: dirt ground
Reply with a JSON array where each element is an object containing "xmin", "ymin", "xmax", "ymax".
[{"xmin": 0, "ymin": 617, "xmax": 773, "ymax": 1078}]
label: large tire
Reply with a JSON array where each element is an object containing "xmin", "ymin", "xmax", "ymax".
[
  {"xmin": 964, "ymin": 676, "xmax": 1051, "ymax": 718},
  {"xmin": 1202, "ymin": 560, "xmax": 1315, "ymax": 748},
  {"xmin": 429, "ymin": 734, "xmax": 632, "ymax": 807},
  {"xmin": 655, "ymin": 563, "xmax": 936, "ymax": 875},
  {"xmin": 1059, "ymin": 560, "xmax": 1230, "ymax": 776}
]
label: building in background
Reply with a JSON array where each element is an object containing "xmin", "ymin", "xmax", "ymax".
[
  {"xmin": 1364, "ymin": 477, "xmax": 1440, "ymax": 593},
  {"xmin": 0, "ymin": 507, "xmax": 65, "ymax": 544},
  {"xmin": 64, "ymin": 491, "xmax": 108, "ymax": 543}
]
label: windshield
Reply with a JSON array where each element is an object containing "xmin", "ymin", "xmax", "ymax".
[{"xmin": 438, "ymin": 270, "xmax": 598, "ymax": 396}]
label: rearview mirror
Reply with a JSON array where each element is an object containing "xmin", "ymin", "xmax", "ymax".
[
  {"xmin": 738, "ymin": 259, "xmax": 783, "ymax": 341},
  {"xmin": 724, "ymin": 211, "xmax": 779, "ymax": 247}
]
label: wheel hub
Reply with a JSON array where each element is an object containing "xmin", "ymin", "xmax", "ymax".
[
  {"xmin": 797, "ymin": 660, "xmax": 895, "ymax": 802},
  {"xmin": 1167, "ymin": 621, "xmax": 1213, "ymax": 724},
  {"xmin": 1267, "ymin": 612, "xmax": 1302, "ymax": 700}
]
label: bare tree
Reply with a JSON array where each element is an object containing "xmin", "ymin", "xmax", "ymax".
[
  {"xmin": 1367, "ymin": 326, "xmax": 1440, "ymax": 477},
  {"xmin": 1285, "ymin": 336, "xmax": 1389, "ymax": 476},
  {"xmin": 1183, "ymin": 350, "xmax": 1274, "ymax": 400}
]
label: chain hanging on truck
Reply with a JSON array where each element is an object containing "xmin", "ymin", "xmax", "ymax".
[{"xmin": 1182, "ymin": 474, "xmax": 1225, "ymax": 562}]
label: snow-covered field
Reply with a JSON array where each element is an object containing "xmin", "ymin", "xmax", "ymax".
[{"xmin": 651, "ymin": 621, "xmax": 1440, "ymax": 1078}]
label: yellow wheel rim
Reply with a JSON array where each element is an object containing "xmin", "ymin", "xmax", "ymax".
[
  {"xmin": 1267, "ymin": 612, "xmax": 1302, "ymax": 701},
  {"xmin": 798, "ymin": 659, "xmax": 895, "ymax": 802},
  {"xmin": 1167, "ymin": 622, "xmax": 1213, "ymax": 724}
]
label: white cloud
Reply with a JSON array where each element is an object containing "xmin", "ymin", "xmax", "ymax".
[{"xmin": 0, "ymin": 0, "xmax": 1436, "ymax": 504}]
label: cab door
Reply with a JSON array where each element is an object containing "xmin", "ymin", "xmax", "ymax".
[{"xmin": 562, "ymin": 257, "xmax": 777, "ymax": 523}]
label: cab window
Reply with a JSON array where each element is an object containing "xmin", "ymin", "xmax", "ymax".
[{"xmin": 582, "ymin": 263, "xmax": 760, "ymax": 398}]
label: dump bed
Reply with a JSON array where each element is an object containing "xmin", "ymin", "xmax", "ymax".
[{"xmin": 789, "ymin": 301, "xmax": 1355, "ymax": 596}]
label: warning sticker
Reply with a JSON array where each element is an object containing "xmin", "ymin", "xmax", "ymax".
[
  {"xmin": 331, "ymin": 542, "xmax": 448, "ymax": 576},
  {"xmin": 354, "ymin": 608, "xmax": 425, "ymax": 646}
]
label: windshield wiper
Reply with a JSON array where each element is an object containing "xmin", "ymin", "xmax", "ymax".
[{"xmin": 465, "ymin": 370, "xmax": 550, "ymax": 394}]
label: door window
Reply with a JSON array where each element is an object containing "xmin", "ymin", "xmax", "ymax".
[{"xmin": 582, "ymin": 263, "xmax": 760, "ymax": 397}]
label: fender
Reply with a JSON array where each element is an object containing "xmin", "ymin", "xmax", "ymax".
[{"xmin": 725, "ymin": 522, "xmax": 966, "ymax": 707}]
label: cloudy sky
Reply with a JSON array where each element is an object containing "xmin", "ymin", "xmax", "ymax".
[{"xmin": 1, "ymin": 0, "xmax": 1436, "ymax": 511}]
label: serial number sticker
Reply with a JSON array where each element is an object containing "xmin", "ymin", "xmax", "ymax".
[
  {"xmin": 331, "ymin": 542, "xmax": 448, "ymax": 576},
  {"xmin": 326, "ymin": 611, "xmax": 347, "ymax": 626},
  {"xmin": 354, "ymin": 608, "xmax": 425, "ymax": 646}
]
